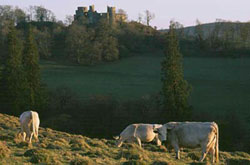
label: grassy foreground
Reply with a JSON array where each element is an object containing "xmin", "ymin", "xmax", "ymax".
[{"xmin": 0, "ymin": 113, "xmax": 250, "ymax": 164}]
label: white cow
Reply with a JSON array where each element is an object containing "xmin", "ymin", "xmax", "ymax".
[
  {"xmin": 114, "ymin": 124, "xmax": 162, "ymax": 147},
  {"xmin": 154, "ymin": 122, "xmax": 219, "ymax": 163},
  {"xmin": 18, "ymin": 111, "xmax": 40, "ymax": 144}
]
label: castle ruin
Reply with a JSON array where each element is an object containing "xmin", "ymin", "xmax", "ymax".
[{"xmin": 74, "ymin": 5, "xmax": 127, "ymax": 25}]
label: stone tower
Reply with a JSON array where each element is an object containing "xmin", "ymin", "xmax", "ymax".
[
  {"xmin": 74, "ymin": 5, "xmax": 126, "ymax": 25},
  {"xmin": 107, "ymin": 6, "xmax": 116, "ymax": 25}
]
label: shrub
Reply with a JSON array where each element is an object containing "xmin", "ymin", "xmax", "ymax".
[{"xmin": 24, "ymin": 149, "xmax": 57, "ymax": 164}]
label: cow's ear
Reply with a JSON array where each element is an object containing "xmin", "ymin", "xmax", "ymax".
[
  {"xmin": 113, "ymin": 136, "xmax": 120, "ymax": 140},
  {"xmin": 153, "ymin": 128, "xmax": 159, "ymax": 133},
  {"xmin": 166, "ymin": 122, "xmax": 176, "ymax": 130}
]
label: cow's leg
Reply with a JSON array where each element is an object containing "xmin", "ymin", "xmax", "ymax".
[
  {"xmin": 208, "ymin": 139, "xmax": 216, "ymax": 163},
  {"xmin": 35, "ymin": 126, "xmax": 39, "ymax": 142},
  {"xmin": 29, "ymin": 132, "xmax": 34, "ymax": 144},
  {"xmin": 200, "ymin": 146, "xmax": 208, "ymax": 162},
  {"xmin": 200, "ymin": 142, "xmax": 212, "ymax": 162},
  {"xmin": 22, "ymin": 132, "xmax": 26, "ymax": 142},
  {"xmin": 172, "ymin": 143, "xmax": 180, "ymax": 159},
  {"xmin": 155, "ymin": 134, "xmax": 162, "ymax": 146},
  {"xmin": 20, "ymin": 125, "xmax": 26, "ymax": 141},
  {"xmin": 135, "ymin": 137, "xmax": 142, "ymax": 148},
  {"xmin": 209, "ymin": 147, "xmax": 215, "ymax": 163},
  {"xmin": 200, "ymin": 133, "xmax": 216, "ymax": 162},
  {"xmin": 24, "ymin": 124, "xmax": 31, "ymax": 142}
]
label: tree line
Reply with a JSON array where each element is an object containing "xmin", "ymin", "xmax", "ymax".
[
  {"xmin": 0, "ymin": 5, "xmax": 162, "ymax": 65},
  {"xmin": 0, "ymin": 24, "xmax": 46, "ymax": 115},
  {"xmin": 176, "ymin": 19, "xmax": 250, "ymax": 57}
]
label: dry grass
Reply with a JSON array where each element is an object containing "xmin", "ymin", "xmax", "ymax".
[{"xmin": 0, "ymin": 113, "xmax": 249, "ymax": 164}]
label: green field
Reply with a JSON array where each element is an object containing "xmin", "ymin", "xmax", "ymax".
[{"xmin": 41, "ymin": 54, "xmax": 250, "ymax": 116}]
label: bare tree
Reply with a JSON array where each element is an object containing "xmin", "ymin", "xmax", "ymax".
[
  {"xmin": 117, "ymin": 9, "xmax": 127, "ymax": 23},
  {"xmin": 144, "ymin": 10, "xmax": 155, "ymax": 26},
  {"xmin": 33, "ymin": 6, "xmax": 56, "ymax": 22},
  {"xmin": 138, "ymin": 13, "xmax": 143, "ymax": 23},
  {"xmin": 64, "ymin": 15, "xmax": 74, "ymax": 26}
]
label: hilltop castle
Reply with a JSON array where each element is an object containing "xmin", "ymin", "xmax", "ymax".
[{"xmin": 74, "ymin": 5, "xmax": 127, "ymax": 25}]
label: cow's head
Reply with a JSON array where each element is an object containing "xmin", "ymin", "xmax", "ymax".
[
  {"xmin": 153, "ymin": 122, "xmax": 177, "ymax": 143},
  {"xmin": 153, "ymin": 125, "xmax": 167, "ymax": 142}
]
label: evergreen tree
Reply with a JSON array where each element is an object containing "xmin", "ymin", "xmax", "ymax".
[
  {"xmin": 161, "ymin": 23, "xmax": 191, "ymax": 120},
  {"xmin": 0, "ymin": 23, "xmax": 25, "ymax": 115},
  {"xmin": 23, "ymin": 26, "xmax": 41, "ymax": 109}
]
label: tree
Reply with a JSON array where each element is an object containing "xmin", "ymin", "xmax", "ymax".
[
  {"xmin": 207, "ymin": 20, "xmax": 223, "ymax": 50},
  {"xmin": 161, "ymin": 23, "xmax": 191, "ymax": 120},
  {"xmin": 0, "ymin": 5, "xmax": 26, "ymax": 25},
  {"xmin": 195, "ymin": 19, "xmax": 205, "ymax": 49},
  {"xmin": 138, "ymin": 13, "xmax": 143, "ymax": 24},
  {"xmin": 13, "ymin": 7, "xmax": 26, "ymax": 24},
  {"xmin": 170, "ymin": 20, "xmax": 184, "ymax": 38},
  {"xmin": 65, "ymin": 23, "xmax": 90, "ymax": 63},
  {"xmin": 33, "ymin": 6, "xmax": 56, "ymax": 22},
  {"xmin": 117, "ymin": 9, "xmax": 127, "ymax": 23},
  {"xmin": 33, "ymin": 27, "xmax": 52, "ymax": 59},
  {"xmin": 96, "ymin": 19, "xmax": 119, "ymax": 61},
  {"xmin": 144, "ymin": 10, "xmax": 155, "ymax": 26},
  {"xmin": 0, "ymin": 24, "xmax": 26, "ymax": 115},
  {"xmin": 102, "ymin": 36, "xmax": 119, "ymax": 61},
  {"xmin": 64, "ymin": 15, "xmax": 74, "ymax": 26},
  {"xmin": 23, "ymin": 26, "xmax": 42, "ymax": 109},
  {"xmin": 239, "ymin": 22, "xmax": 250, "ymax": 48}
]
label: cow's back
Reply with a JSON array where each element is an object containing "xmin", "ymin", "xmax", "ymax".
[
  {"xmin": 170, "ymin": 122, "xmax": 216, "ymax": 148},
  {"xmin": 120, "ymin": 124, "xmax": 156, "ymax": 142},
  {"xmin": 20, "ymin": 111, "xmax": 32, "ymax": 124},
  {"xmin": 120, "ymin": 124, "xmax": 137, "ymax": 138},
  {"xmin": 135, "ymin": 124, "xmax": 156, "ymax": 142}
]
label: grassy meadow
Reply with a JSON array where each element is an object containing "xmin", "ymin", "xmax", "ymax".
[
  {"xmin": 1, "ymin": 113, "xmax": 250, "ymax": 164},
  {"xmin": 41, "ymin": 53, "xmax": 250, "ymax": 117}
]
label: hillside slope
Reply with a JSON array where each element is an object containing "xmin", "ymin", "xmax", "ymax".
[
  {"xmin": 0, "ymin": 113, "xmax": 250, "ymax": 164},
  {"xmin": 160, "ymin": 22, "xmax": 248, "ymax": 38}
]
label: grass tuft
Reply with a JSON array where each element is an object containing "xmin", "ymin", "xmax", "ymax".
[
  {"xmin": 122, "ymin": 160, "xmax": 147, "ymax": 165},
  {"xmin": 0, "ymin": 141, "xmax": 10, "ymax": 159},
  {"xmin": 70, "ymin": 156, "xmax": 95, "ymax": 165}
]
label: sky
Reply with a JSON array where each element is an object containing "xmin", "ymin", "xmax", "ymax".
[{"xmin": 2, "ymin": 0, "xmax": 250, "ymax": 29}]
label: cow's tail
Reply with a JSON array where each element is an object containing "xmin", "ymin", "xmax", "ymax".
[
  {"xmin": 133, "ymin": 124, "xmax": 138, "ymax": 138},
  {"xmin": 31, "ymin": 112, "xmax": 38, "ymax": 140},
  {"xmin": 214, "ymin": 122, "xmax": 219, "ymax": 163}
]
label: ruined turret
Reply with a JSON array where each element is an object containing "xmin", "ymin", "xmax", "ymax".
[
  {"xmin": 74, "ymin": 5, "xmax": 126, "ymax": 25},
  {"xmin": 107, "ymin": 6, "xmax": 116, "ymax": 25},
  {"xmin": 89, "ymin": 5, "xmax": 95, "ymax": 12},
  {"xmin": 74, "ymin": 7, "xmax": 88, "ymax": 20}
]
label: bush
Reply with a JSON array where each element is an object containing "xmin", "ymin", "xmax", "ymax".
[{"xmin": 24, "ymin": 149, "xmax": 57, "ymax": 164}]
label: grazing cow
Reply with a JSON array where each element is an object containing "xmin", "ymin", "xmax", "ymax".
[
  {"xmin": 154, "ymin": 122, "xmax": 219, "ymax": 163},
  {"xmin": 18, "ymin": 111, "xmax": 40, "ymax": 144},
  {"xmin": 114, "ymin": 124, "xmax": 162, "ymax": 147}
]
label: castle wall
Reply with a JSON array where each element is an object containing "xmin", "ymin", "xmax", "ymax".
[{"xmin": 74, "ymin": 5, "xmax": 126, "ymax": 25}]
